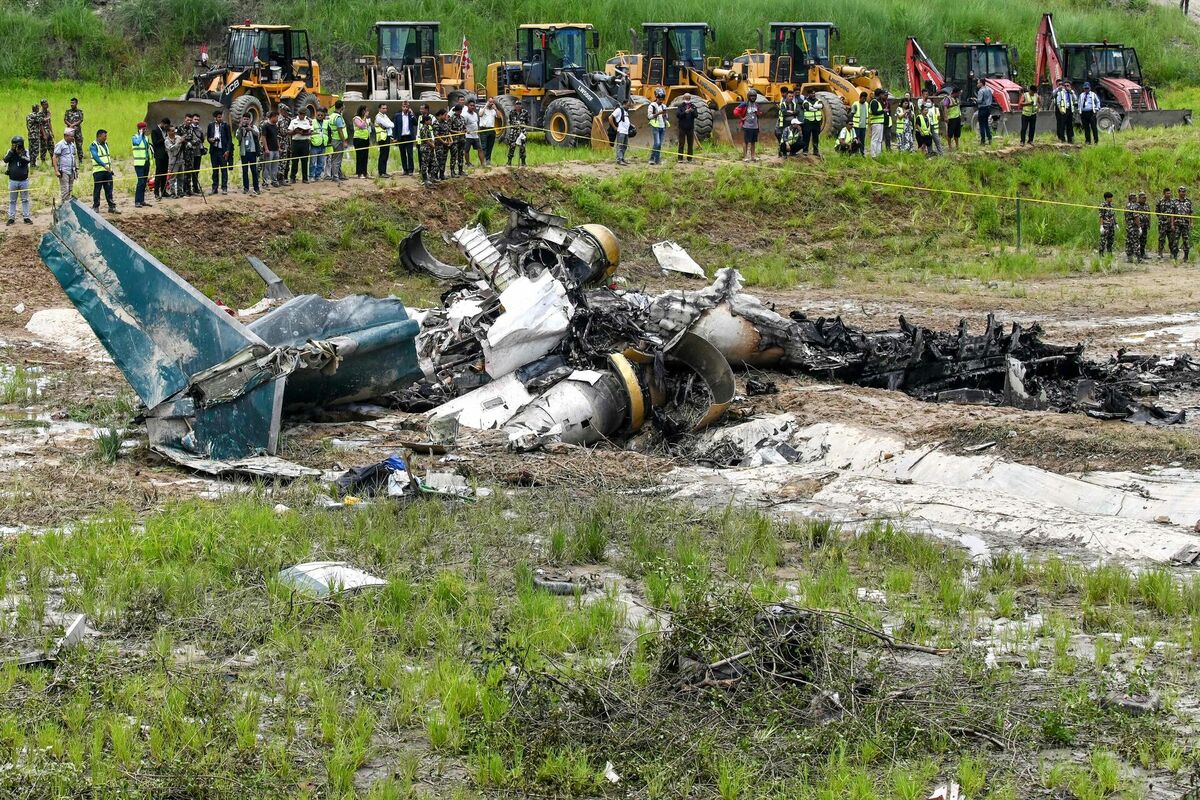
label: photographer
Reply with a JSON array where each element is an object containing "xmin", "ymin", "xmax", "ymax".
[{"xmin": 676, "ymin": 94, "xmax": 698, "ymax": 162}]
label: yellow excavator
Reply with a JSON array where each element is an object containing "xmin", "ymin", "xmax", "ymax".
[
  {"xmin": 146, "ymin": 24, "xmax": 337, "ymax": 125},
  {"xmin": 725, "ymin": 22, "xmax": 885, "ymax": 138}
]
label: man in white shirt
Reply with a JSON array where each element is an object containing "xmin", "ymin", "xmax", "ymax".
[
  {"xmin": 287, "ymin": 108, "xmax": 313, "ymax": 183},
  {"xmin": 608, "ymin": 103, "xmax": 632, "ymax": 165},
  {"xmin": 462, "ymin": 100, "xmax": 482, "ymax": 167},
  {"xmin": 374, "ymin": 104, "xmax": 395, "ymax": 177},
  {"xmin": 477, "ymin": 98, "xmax": 498, "ymax": 166},
  {"xmin": 1078, "ymin": 82, "xmax": 1102, "ymax": 145}
]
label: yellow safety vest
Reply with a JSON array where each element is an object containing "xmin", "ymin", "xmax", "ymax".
[
  {"xmin": 354, "ymin": 119, "xmax": 370, "ymax": 140},
  {"xmin": 311, "ymin": 120, "xmax": 327, "ymax": 147},
  {"xmin": 1021, "ymin": 92, "xmax": 1039, "ymax": 116},
  {"xmin": 850, "ymin": 101, "xmax": 869, "ymax": 127},
  {"xmin": 329, "ymin": 112, "xmax": 345, "ymax": 142},
  {"xmin": 915, "ymin": 113, "xmax": 930, "ymax": 135},
  {"xmin": 90, "ymin": 141, "xmax": 111, "ymax": 173},
  {"xmin": 131, "ymin": 134, "xmax": 150, "ymax": 167},
  {"xmin": 649, "ymin": 103, "xmax": 668, "ymax": 129},
  {"xmin": 946, "ymin": 100, "xmax": 961, "ymax": 120},
  {"xmin": 374, "ymin": 121, "xmax": 390, "ymax": 141},
  {"xmin": 894, "ymin": 114, "xmax": 907, "ymax": 135},
  {"xmin": 803, "ymin": 100, "xmax": 822, "ymax": 123},
  {"xmin": 867, "ymin": 101, "xmax": 885, "ymax": 125}
]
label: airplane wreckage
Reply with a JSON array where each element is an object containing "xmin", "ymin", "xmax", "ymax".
[{"xmin": 39, "ymin": 197, "xmax": 1199, "ymax": 473}]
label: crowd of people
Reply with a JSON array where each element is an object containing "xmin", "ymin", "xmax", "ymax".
[{"xmin": 1099, "ymin": 187, "xmax": 1193, "ymax": 262}]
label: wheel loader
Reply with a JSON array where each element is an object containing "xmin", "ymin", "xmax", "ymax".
[
  {"xmin": 604, "ymin": 23, "xmax": 742, "ymax": 145},
  {"xmin": 710, "ymin": 23, "xmax": 884, "ymax": 143},
  {"xmin": 485, "ymin": 23, "xmax": 630, "ymax": 148},
  {"xmin": 342, "ymin": 21, "xmax": 477, "ymax": 116},
  {"xmin": 146, "ymin": 24, "xmax": 337, "ymax": 126}
]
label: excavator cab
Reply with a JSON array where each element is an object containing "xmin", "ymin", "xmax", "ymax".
[
  {"xmin": 344, "ymin": 22, "xmax": 474, "ymax": 109},
  {"xmin": 1062, "ymin": 44, "xmax": 1142, "ymax": 85},
  {"xmin": 641, "ymin": 23, "xmax": 712, "ymax": 87},
  {"xmin": 766, "ymin": 23, "xmax": 835, "ymax": 84},
  {"xmin": 945, "ymin": 42, "xmax": 1017, "ymax": 98}
]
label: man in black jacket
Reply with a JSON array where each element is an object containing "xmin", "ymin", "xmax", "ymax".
[
  {"xmin": 676, "ymin": 95, "xmax": 698, "ymax": 162},
  {"xmin": 151, "ymin": 118, "xmax": 170, "ymax": 201},
  {"xmin": 393, "ymin": 100, "xmax": 419, "ymax": 176},
  {"xmin": 205, "ymin": 110, "xmax": 233, "ymax": 194}
]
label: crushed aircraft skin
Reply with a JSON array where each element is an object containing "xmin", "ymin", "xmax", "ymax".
[{"xmin": 40, "ymin": 200, "xmax": 423, "ymax": 462}]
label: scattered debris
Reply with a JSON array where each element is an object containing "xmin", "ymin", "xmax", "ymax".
[
  {"xmin": 928, "ymin": 782, "xmax": 962, "ymax": 800},
  {"xmin": 603, "ymin": 761, "xmax": 621, "ymax": 785},
  {"xmin": 746, "ymin": 377, "xmax": 778, "ymax": 396},
  {"xmin": 1100, "ymin": 692, "xmax": 1161, "ymax": 716},
  {"xmin": 6, "ymin": 612, "xmax": 87, "ymax": 667},
  {"xmin": 276, "ymin": 562, "xmax": 387, "ymax": 596},
  {"xmin": 532, "ymin": 569, "xmax": 587, "ymax": 595},
  {"xmin": 12, "ymin": 303, "xmax": 25, "ymax": 314},
  {"xmin": 652, "ymin": 240, "xmax": 706, "ymax": 279}
]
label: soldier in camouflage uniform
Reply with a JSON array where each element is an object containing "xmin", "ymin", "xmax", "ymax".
[
  {"xmin": 447, "ymin": 103, "xmax": 467, "ymax": 177},
  {"xmin": 506, "ymin": 98, "xmax": 528, "ymax": 167},
  {"xmin": 64, "ymin": 98, "xmax": 84, "ymax": 160},
  {"xmin": 417, "ymin": 109, "xmax": 437, "ymax": 187},
  {"xmin": 182, "ymin": 114, "xmax": 205, "ymax": 196},
  {"xmin": 277, "ymin": 103, "xmax": 293, "ymax": 184},
  {"xmin": 38, "ymin": 100, "xmax": 54, "ymax": 164},
  {"xmin": 1124, "ymin": 193, "xmax": 1140, "ymax": 263},
  {"xmin": 1136, "ymin": 191, "xmax": 1151, "ymax": 262},
  {"xmin": 1156, "ymin": 188, "xmax": 1177, "ymax": 260},
  {"xmin": 1177, "ymin": 186, "xmax": 1193, "ymax": 262},
  {"xmin": 25, "ymin": 105, "xmax": 42, "ymax": 167},
  {"xmin": 432, "ymin": 108, "xmax": 452, "ymax": 181},
  {"xmin": 1098, "ymin": 192, "xmax": 1116, "ymax": 256}
]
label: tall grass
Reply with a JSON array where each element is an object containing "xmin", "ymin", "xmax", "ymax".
[{"xmin": 3, "ymin": 0, "xmax": 1200, "ymax": 89}]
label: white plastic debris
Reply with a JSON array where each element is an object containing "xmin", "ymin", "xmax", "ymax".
[
  {"xmin": 928, "ymin": 782, "xmax": 961, "ymax": 800},
  {"xmin": 12, "ymin": 303, "xmax": 25, "ymax": 314},
  {"xmin": 652, "ymin": 240, "xmax": 706, "ymax": 278},
  {"xmin": 276, "ymin": 562, "xmax": 387, "ymax": 596},
  {"xmin": 273, "ymin": 503, "xmax": 291, "ymax": 514},
  {"xmin": 482, "ymin": 271, "xmax": 574, "ymax": 379},
  {"xmin": 236, "ymin": 297, "xmax": 276, "ymax": 317},
  {"xmin": 603, "ymin": 761, "xmax": 620, "ymax": 785}
]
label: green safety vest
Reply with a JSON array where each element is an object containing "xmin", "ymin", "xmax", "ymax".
[
  {"xmin": 649, "ymin": 103, "xmax": 669, "ymax": 129},
  {"xmin": 354, "ymin": 119, "xmax": 370, "ymax": 140},
  {"xmin": 803, "ymin": 100, "xmax": 822, "ymax": 123},
  {"xmin": 1021, "ymin": 92, "xmax": 1039, "ymax": 116},
  {"xmin": 850, "ymin": 101, "xmax": 869, "ymax": 127},
  {"xmin": 946, "ymin": 100, "xmax": 961, "ymax": 120},
  {"xmin": 375, "ymin": 121, "xmax": 390, "ymax": 141},
  {"xmin": 311, "ymin": 120, "xmax": 327, "ymax": 147},
  {"xmin": 915, "ymin": 113, "xmax": 931, "ymax": 135},
  {"xmin": 328, "ymin": 112, "xmax": 345, "ymax": 142},
  {"xmin": 91, "ymin": 141, "xmax": 111, "ymax": 173},
  {"xmin": 894, "ymin": 114, "xmax": 907, "ymax": 135},
  {"xmin": 867, "ymin": 101, "xmax": 885, "ymax": 125},
  {"xmin": 131, "ymin": 133, "xmax": 150, "ymax": 167}
]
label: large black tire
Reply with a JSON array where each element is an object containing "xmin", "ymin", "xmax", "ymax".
[
  {"xmin": 669, "ymin": 97, "xmax": 715, "ymax": 141},
  {"xmin": 544, "ymin": 97, "xmax": 592, "ymax": 147},
  {"xmin": 294, "ymin": 91, "xmax": 321, "ymax": 118},
  {"xmin": 228, "ymin": 94, "xmax": 264, "ymax": 126},
  {"xmin": 1097, "ymin": 107, "xmax": 1123, "ymax": 134},
  {"xmin": 493, "ymin": 94, "xmax": 518, "ymax": 137},
  {"xmin": 816, "ymin": 91, "xmax": 848, "ymax": 137}
]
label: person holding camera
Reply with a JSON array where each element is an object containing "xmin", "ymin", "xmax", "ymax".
[
  {"xmin": 4, "ymin": 135, "xmax": 32, "ymax": 225},
  {"xmin": 676, "ymin": 94, "xmax": 698, "ymax": 162}
]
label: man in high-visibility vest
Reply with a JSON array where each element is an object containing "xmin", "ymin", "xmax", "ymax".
[
  {"xmin": 89, "ymin": 129, "xmax": 118, "ymax": 214},
  {"xmin": 943, "ymin": 88, "xmax": 962, "ymax": 150},
  {"xmin": 867, "ymin": 90, "xmax": 886, "ymax": 158},
  {"xmin": 924, "ymin": 98, "xmax": 943, "ymax": 156},
  {"xmin": 131, "ymin": 122, "xmax": 152, "ymax": 208},
  {"xmin": 780, "ymin": 118, "xmax": 803, "ymax": 158},
  {"xmin": 1052, "ymin": 80, "xmax": 1077, "ymax": 144},
  {"xmin": 308, "ymin": 107, "xmax": 328, "ymax": 181},
  {"xmin": 777, "ymin": 87, "xmax": 800, "ymax": 158},
  {"xmin": 801, "ymin": 90, "xmax": 823, "ymax": 156},
  {"xmin": 1019, "ymin": 84, "xmax": 1039, "ymax": 146},
  {"xmin": 326, "ymin": 100, "xmax": 348, "ymax": 182},
  {"xmin": 849, "ymin": 91, "xmax": 869, "ymax": 157}
]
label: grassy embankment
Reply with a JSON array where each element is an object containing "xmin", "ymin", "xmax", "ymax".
[
  {"xmin": 5, "ymin": 0, "xmax": 1200, "ymax": 89},
  {"xmin": 1, "ymin": 492, "xmax": 1197, "ymax": 797}
]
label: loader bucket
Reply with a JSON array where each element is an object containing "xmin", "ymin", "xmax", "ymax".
[
  {"xmin": 144, "ymin": 97, "xmax": 225, "ymax": 126},
  {"xmin": 1125, "ymin": 109, "xmax": 1192, "ymax": 129},
  {"xmin": 591, "ymin": 106, "xmax": 657, "ymax": 153},
  {"xmin": 721, "ymin": 102, "xmax": 779, "ymax": 147}
]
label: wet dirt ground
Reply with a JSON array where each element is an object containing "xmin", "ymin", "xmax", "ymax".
[{"xmin": 3, "ymin": 164, "xmax": 1200, "ymax": 564}]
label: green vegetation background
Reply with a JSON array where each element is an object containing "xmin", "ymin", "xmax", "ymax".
[{"xmin": 3, "ymin": 0, "xmax": 1199, "ymax": 89}]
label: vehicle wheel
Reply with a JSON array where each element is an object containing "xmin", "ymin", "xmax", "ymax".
[
  {"xmin": 228, "ymin": 94, "xmax": 264, "ymax": 126},
  {"xmin": 493, "ymin": 94, "xmax": 518, "ymax": 131},
  {"xmin": 815, "ymin": 91, "xmax": 848, "ymax": 137},
  {"xmin": 1096, "ymin": 107, "xmax": 1123, "ymax": 133},
  {"xmin": 544, "ymin": 97, "xmax": 592, "ymax": 147},
  {"xmin": 670, "ymin": 97, "xmax": 715, "ymax": 141},
  {"xmin": 294, "ymin": 91, "xmax": 321, "ymax": 118}
]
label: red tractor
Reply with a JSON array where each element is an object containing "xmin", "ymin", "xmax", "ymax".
[
  {"xmin": 1033, "ymin": 12, "xmax": 1190, "ymax": 132},
  {"xmin": 905, "ymin": 36, "xmax": 1023, "ymax": 134}
]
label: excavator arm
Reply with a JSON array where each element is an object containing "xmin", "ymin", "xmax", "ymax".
[
  {"xmin": 1035, "ymin": 13, "xmax": 1065, "ymax": 88},
  {"xmin": 906, "ymin": 37, "xmax": 943, "ymax": 97}
]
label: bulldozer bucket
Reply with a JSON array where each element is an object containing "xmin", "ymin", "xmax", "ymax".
[
  {"xmin": 1125, "ymin": 109, "xmax": 1192, "ymax": 130},
  {"xmin": 144, "ymin": 97, "xmax": 225, "ymax": 126},
  {"xmin": 590, "ymin": 106, "xmax": 658, "ymax": 153}
]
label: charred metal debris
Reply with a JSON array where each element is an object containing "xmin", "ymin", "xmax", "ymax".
[{"xmin": 41, "ymin": 196, "xmax": 1197, "ymax": 468}]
